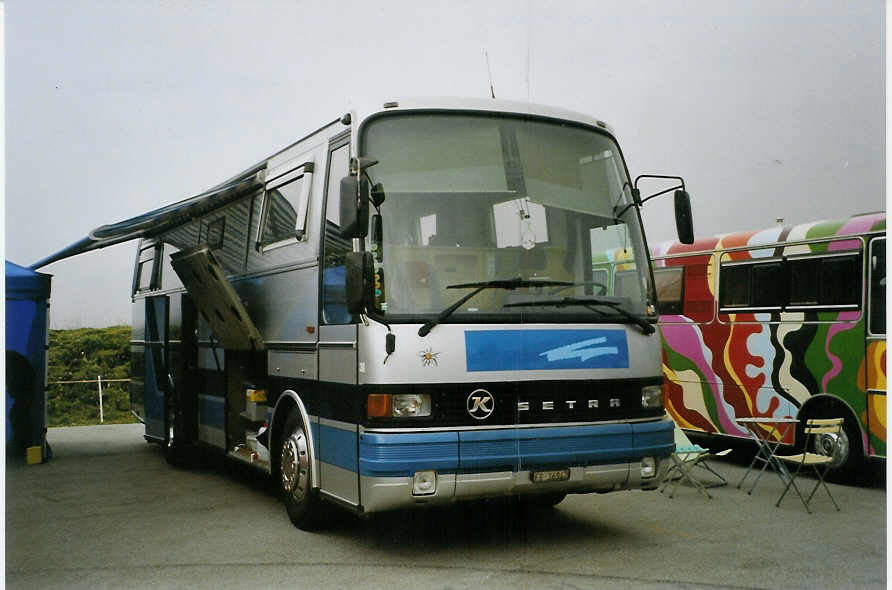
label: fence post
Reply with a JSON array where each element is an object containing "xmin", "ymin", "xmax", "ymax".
[{"xmin": 97, "ymin": 375, "xmax": 104, "ymax": 423}]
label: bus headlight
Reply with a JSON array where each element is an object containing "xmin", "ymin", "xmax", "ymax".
[
  {"xmin": 641, "ymin": 385, "xmax": 663, "ymax": 409},
  {"xmin": 368, "ymin": 394, "xmax": 432, "ymax": 418},
  {"xmin": 393, "ymin": 394, "xmax": 431, "ymax": 417}
]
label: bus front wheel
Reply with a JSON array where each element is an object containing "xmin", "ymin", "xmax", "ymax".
[{"xmin": 279, "ymin": 410, "xmax": 321, "ymax": 530}]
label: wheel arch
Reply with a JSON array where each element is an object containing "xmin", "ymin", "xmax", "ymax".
[
  {"xmin": 270, "ymin": 390, "xmax": 319, "ymax": 489},
  {"xmin": 797, "ymin": 393, "xmax": 866, "ymax": 458}
]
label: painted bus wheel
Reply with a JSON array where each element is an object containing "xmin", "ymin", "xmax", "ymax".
[
  {"xmin": 811, "ymin": 412, "xmax": 863, "ymax": 483},
  {"xmin": 279, "ymin": 411, "xmax": 320, "ymax": 529},
  {"xmin": 813, "ymin": 426, "xmax": 850, "ymax": 469}
]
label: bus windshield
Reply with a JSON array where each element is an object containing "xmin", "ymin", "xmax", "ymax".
[{"xmin": 360, "ymin": 112, "xmax": 653, "ymax": 324}]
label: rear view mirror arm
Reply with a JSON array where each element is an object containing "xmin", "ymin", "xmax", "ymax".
[{"xmin": 634, "ymin": 174, "xmax": 686, "ymax": 206}]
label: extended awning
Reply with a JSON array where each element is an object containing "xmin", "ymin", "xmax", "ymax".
[{"xmin": 30, "ymin": 168, "xmax": 264, "ymax": 269}]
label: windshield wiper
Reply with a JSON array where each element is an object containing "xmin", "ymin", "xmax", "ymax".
[
  {"xmin": 418, "ymin": 277, "xmax": 573, "ymax": 337},
  {"xmin": 503, "ymin": 296, "xmax": 656, "ymax": 335}
]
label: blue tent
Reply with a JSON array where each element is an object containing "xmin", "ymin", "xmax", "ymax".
[{"xmin": 6, "ymin": 261, "xmax": 51, "ymax": 460}]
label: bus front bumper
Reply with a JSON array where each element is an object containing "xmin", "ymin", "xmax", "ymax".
[{"xmin": 357, "ymin": 418, "xmax": 674, "ymax": 513}]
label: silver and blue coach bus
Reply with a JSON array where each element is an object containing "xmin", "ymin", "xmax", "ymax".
[{"xmin": 33, "ymin": 98, "xmax": 695, "ymax": 529}]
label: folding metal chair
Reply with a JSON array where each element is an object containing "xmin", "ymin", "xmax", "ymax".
[
  {"xmin": 660, "ymin": 426, "xmax": 731, "ymax": 499},
  {"xmin": 774, "ymin": 418, "xmax": 844, "ymax": 513}
]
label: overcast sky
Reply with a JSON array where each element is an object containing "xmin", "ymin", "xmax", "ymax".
[{"xmin": 5, "ymin": 0, "xmax": 886, "ymax": 329}]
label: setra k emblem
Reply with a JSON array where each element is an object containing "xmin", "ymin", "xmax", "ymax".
[{"xmin": 467, "ymin": 389, "xmax": 495, "ymax": 420}]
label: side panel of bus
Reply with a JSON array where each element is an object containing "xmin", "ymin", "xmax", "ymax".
[
  {"xmin": 654, "ymin": 215, "xmax": 886, "ymax": 460},
  {"xmin": 130, "ymin": 121, "xmax": 344, "ymax": 468}
]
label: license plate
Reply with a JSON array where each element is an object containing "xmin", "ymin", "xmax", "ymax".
[{"xmin": 531, "ymin": 469, "xmax": 571, "ymax": 483}]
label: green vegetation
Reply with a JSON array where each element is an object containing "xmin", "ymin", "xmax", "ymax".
[{"xmin": 47, "ymin": 326, "xmax": 137, "ymax": 427}]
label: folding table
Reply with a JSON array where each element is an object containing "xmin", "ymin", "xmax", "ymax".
[{"xmin": 735, "ymin": 417, "xmax": 798, "ymax": 495}]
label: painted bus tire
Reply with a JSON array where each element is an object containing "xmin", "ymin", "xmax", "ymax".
[
  {"xmin": 802, "ymin": 405, "xmax": 864, "ymax": 483},
  {"xmin": 826, "ymin": 414, "xmax": 865, "ymax": 483},
  {"xmin": 279, "ymin": 410, "xmax": 321, "ymax": 530}
]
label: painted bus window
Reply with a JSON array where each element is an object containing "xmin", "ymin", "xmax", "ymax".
[
  {"xmin": 720, "ymin": 254, "xmax": 859, "ymax": 312},
  {"xmin": 819, "ymin": 255, "xmax": 860, "ymax": 306},
  {"xmin": 788, "ymin": 253, "xmax": 861, "ymax": 309},
  {"xmin": 719, "ymin": 259, "xmax": 784, "ymax": 310},
  {"xmin": 718, "ymin": 261, "xmax": 752, "ymax": 309},
  {"xmin": 653, "ymin": 266, "xmax": 684, "ymax": 315},
  {"xmin": 788, "ymin": 257, "xmax": 820, "ymax": 305},
  {"xmin": 751, "ymin": 261, "xmax": 783, "ymax": 308}
]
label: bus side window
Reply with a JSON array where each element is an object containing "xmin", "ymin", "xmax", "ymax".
[
  {"xmin": 787, "ymin": 252, "xmax": 862, "ymax": 310},
  {"xmin": 869, "ymin": 238, "xmax": 885, "ymax": 335},
  {"xmin": 321, "ymin": 142, "xmax": 353, "ymax": 325},
  {"xmin": 719, "ymin": 259, "xmax": 784, "ymax": 312},
  {"xmin": 751, "ymin": 262, "xmax": 783, "ymax": 307},
  {"xmin": 820, "ymin": 255, "xmax": 860, "ymax": 305},
  {"xmin": 719, "ymin": 262, "xmax": 752, "ymax": 309},
  {"xmin": 653, "ymin": 266, "xmax": 684, "ymax": 315},
  {"xmin": 788, "ymin": 258, "xmax": 820, "ymax": 305},
  {"xmin": 133, "ymin": 244, "xmax": 161, "ymax": 294},
  {"xmin": 261, "ymin": 176, "xmax": 305, "ymax": 246}
]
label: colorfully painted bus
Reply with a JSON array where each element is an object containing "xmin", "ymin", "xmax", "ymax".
[
  {"xmin": 650, "ymin": 212, "xmax": 885, "ymax": 479},
  {"xmin": 33, "ymin": 98, "xmax": 695, "ymax": 528}
]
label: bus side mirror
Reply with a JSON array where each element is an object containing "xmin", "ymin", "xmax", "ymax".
[
  {"xmin": 674, "ymin": 190, "xmax": 694, "ymax": 244},
  {"xmin": 339, "ymin": 176, "xmax": 369, "ymax": 238},
  {"xmin": 345, "ymin": 251, "xmax": 374, "ymax": 314}
]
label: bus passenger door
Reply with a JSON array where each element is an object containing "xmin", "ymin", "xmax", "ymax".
[
  {"xmin": 144, "ymin": 295, "xmax": 169, "ymax": 441},
  {"xmin": 317, "ymin": 135, "xmax": 361, "ymax": 506},
  {"xmin": 171, "ymin": 294, "xmax": 199, "ymax": 448},
  {"xmin": 866, "ymin": 237, "xmax": 886, "ymax": 457}
]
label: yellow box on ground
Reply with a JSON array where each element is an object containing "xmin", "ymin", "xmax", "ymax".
[{"xmin": 26, "ymin": 446, "xmax": 42, "ymax": 465}]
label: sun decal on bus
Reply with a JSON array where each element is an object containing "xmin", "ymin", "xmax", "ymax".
[{"xmin": 418, "ymin": 348, "xmax": 440, "ymax": 367}]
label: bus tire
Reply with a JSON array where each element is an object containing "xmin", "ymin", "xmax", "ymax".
[
  {"xmin": 279, "ymin": 410, "xmax": 321, "ymax": 530},
  {"xmin": 802, "ymin": 404, "xmax": 864, "ymax": 484},
  {"xmin": 827, "ymin": 413, "xmax": 864, "ymax": 484}
]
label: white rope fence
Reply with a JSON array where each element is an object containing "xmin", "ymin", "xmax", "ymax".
[{"xmin": 46, "ymin": 377, "xmax": 131, "ymax": 423}]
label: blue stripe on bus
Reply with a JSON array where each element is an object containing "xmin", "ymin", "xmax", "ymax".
[
  {"xmin": 465, "ymin": 329, "xmax": 630, "ymax": 372},
  {"xmin": 356, "ymin": 420, "xmax": 674, "ymax": 477},
  {"xmin": 460, "ymin": 422, "xmax": 673, "ymax": 471},
  {"xmin": 632, "ymin": 418, "xmax": 678, "ymax": 454},
  {"xmin": 359, "ymin": 431, "xmax": 459, "ymax": 477},
  {"xmin": 319, "ymin": 423, "xmax": 358, "ymax": 472}
]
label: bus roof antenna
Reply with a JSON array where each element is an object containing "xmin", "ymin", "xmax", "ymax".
[{"xmin": 485, "ymin": 50, "xmax": 496, "ymax": 99}]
